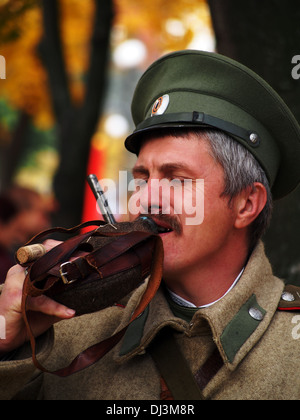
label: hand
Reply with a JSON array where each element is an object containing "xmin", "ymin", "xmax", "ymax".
[{"xmin": 0, "ymin": 240, "xmax": 76, "ymax": 356}]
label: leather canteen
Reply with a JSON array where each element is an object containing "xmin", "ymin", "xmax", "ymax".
[{"xmin": 19, "ymin": 217, "xmax": 162, "ymax": 317}]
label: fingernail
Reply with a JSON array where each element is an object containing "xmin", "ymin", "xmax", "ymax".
[{"xmin": 65, "ymin": 308, "xmax": 76, "ymax": 317}]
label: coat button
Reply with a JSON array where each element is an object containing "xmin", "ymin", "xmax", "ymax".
[
  {"xmin": 281, "ymin": 291, "xmax": 295, "ymax": 302},
  {"xmin": 249, "ymin": 307, "xmax": 264, "ymax": 321}
]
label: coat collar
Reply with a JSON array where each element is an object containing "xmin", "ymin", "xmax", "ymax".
[{"xmin": 115, "ymin": 242, "xmax": 285, "ymax": 371}]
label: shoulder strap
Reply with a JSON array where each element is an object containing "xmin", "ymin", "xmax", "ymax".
[
  {"xmin": 149, "ymin": 328, "xmax": 224, "ymax": 400},
  {"xmin": 278, "ymin": 284, "xmax": 300, "ymax": 311},
  {"xmin": 149, "ymin": 329, "xmax": 205, "ymax": 400}
]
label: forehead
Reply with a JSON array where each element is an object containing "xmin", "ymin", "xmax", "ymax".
[
  {"xmin": 135, "ymin": 132, "xmax": 214, "ymax": 168},
  {"xmin": 133, "ymin": 133, "xmax": 225, "ymax": 183}
]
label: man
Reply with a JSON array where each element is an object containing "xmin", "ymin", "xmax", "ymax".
[
  {"xmin": 0, "ymin": 187, "xmax": 54, "ymax": 284},
  {"xmin": 0, "ymin": 195, "xmax": 19, "ymax": 283},
  {"xmin": 6, "ymin": 186, "xmax": 54, "ymax": 244},
  {"xmin": 0, "ymin": 50, "xmax": 300, "ymax": 400}
]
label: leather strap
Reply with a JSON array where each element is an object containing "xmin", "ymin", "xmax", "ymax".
[
  {"xmin": 136, "ymin": 112, "xmax": 261, "ymax": 149},
  {"xmin": 149, "ymin": 329, "xmax": 223, "ymax": 400},
  {"xmin": 20, "ymin": 220, "xmax": 105, "ymax": 250},
  {"xmin": 194, "ymin": 348, "xmax": 224, "ymax": 391},
  {"xmin": 21, "ymin": 224, "xmax": 164, "ymax": 377},
  {"xmin": 50, "ymin": 231, "xmax": 154, "ymax": 284},
  {"xmin": 149, "ymin": 329, "xmax": 205, "ymax": 400}
]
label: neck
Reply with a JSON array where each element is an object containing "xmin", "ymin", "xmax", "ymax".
[{"xmin": 163, "ymin": 239, "xmax": 249, "ymax": 307}]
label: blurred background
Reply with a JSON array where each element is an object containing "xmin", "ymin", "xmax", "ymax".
[{"xmin": 0, "ymin": 0, "xmax": 299, "ymax": 285}]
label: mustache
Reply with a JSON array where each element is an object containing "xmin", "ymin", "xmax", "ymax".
[{"xmin": 139, "ymin": 213, "xmax": 183, "ymax": 235}]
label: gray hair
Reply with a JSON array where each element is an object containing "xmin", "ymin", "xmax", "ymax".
[{"xmin": 199, "ymin": 129, "xmax": 273, "ymax": 250}]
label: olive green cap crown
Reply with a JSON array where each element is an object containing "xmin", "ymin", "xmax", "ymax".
[{"xmin": 125, "ymin": 50, "xmax": 300, "ymax": 199}]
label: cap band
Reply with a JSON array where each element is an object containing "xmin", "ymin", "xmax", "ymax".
[{"xmin": 136, "ymin": 111, "xmax": 261, "ymax": 149}]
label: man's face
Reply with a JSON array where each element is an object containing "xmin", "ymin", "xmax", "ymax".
[{"xmin": 131, "ymin": 133, "xmax": 238, "ymax": 283}]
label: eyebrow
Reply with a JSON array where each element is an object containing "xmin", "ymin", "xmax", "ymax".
[
  {"xmin": 132, "ymin": 162, "xmax": 198, "ymax": 178},
  {"xmin": 132, "ymin": 165, "xmax": 149, "ymax": 177}
]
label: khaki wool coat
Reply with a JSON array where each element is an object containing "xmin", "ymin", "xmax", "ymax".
[{"xmin": 0, "ymin": 241, "xmax": 299, "ymax": 400}]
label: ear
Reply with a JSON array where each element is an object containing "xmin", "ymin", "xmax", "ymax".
[{"xmin": 234, "ymin": 182, "xmax": 267, "ymax": 229}]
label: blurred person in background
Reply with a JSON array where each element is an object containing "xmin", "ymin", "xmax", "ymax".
[
  {"xmin": 0, "ymin": 186, "xmax": 55, "ymax": 283},
  {"xmin": 6, "ymin": 186, "xmax": 55, "ymax": 245},
  {"xmin": 0, "ymin": 195, "xmax": 20, "ymax": 283}
]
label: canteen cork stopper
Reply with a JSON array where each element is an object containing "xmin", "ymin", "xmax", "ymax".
[{"xmin": 16, "ymin": 244, "xmax": 47, "ymax": 265}]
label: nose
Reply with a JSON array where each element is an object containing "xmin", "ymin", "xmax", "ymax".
[
  {"xmin": 139, "ymin": 178, "xmax": 162, "ymax": 215},
  {"xmin": 139, "ymin": 178, "xmax": 176, "ymax": 216}
]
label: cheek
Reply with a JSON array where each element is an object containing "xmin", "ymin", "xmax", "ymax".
[
  {"xmin": 199, "ymin": 199, "xmax": 237, "ymax": 250},
  {"xmin": 161, "ymin": 202, "xmax": 235, "ymax": 276},
  {"xmin": 181, "ymin": 180, "xmax": 205, "ymax": 226},
  {"xmin": 167, "ymin": 181, "xmax": 205, "ymax": 225},
  {"xmin": 184, "ymin": 195, "xmax": 235, "ymax": 247}
]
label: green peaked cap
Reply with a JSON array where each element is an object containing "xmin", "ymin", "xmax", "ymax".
[{"xmin": 125, "ymin": 50, "xmax": 300, "ymax": 199}]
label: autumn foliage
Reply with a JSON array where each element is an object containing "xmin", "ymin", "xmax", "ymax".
[{"xmin": 0, "ymin": 0, "xmax": 211, "ymax": 129}]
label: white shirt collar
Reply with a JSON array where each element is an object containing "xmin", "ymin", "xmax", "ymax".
[{"xmin": 167, "ymin": 268, "xmax": 245, "ymax": 309}]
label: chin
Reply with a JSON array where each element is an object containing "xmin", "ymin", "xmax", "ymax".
[{"xmin": 162, "ymin": 257, "xmax": 184, "ymax": 279}]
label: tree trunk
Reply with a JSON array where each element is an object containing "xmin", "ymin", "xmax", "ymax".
[
  {"xmin": 40, "ymin": 0, "xmax": 114, "ymax": 228},
  {"xmin": 0, "ymin": 111, "xmax": 30, "ymax": 191},
  {"xmin": 208, "ymin": 0, "xmax": 300, "ymax": 284}
]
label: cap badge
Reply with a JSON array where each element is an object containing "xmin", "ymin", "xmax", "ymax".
[{"xmin": 151, "ymin": 94, "xmax": 169, "ymax": 116}]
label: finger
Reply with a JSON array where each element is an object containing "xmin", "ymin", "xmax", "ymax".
[
  {"xmin": 42, "ymin": 239, "xmax": 63, "ymax": 252},
  {"xmin": 27, "ymin": 295, "xmax": 76, "ymax": 319},
  {"xmin": 6, "ymin": 264, "xmax": 26, "ymax": 279},
  {"xmin": 2, "ymin": 265, "xmax": 27, "ymax": 300}
]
